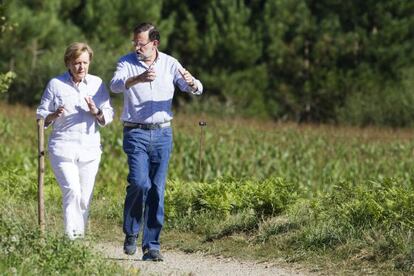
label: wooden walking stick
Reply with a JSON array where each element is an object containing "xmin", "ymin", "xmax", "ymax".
[
  {"xmin": 198, "ymin": 121, "xmax": 207, "ymax": 181},
  {"xmin": 37, "ymin": 118, "xmax": 46, "ymax": 234}
]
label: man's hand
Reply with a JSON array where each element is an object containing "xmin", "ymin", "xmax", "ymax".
[
  {"xmin": 141, "ymin": 66, "xmax": 156, "ymax": 82},
  {"xmin": 126, "ymin": 66, "xmax": 156, "ymax": 88},
  {"xmin": 179, "ymin": 68, "xmax": 197, "ymax": 90}
]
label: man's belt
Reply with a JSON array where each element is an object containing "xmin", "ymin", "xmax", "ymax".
[{"xmin": 123, "ymin": 121, "xmax": 171, "ymax": 130}]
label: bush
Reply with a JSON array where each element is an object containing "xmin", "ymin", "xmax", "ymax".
[
  {"xmin": 0, "ymin": 201, "xmax": 123, "ymax": 275},
  {"xmin": 337, "ymin": 68, "xmax": 414, "ymax": 127},
  {"xmin": 165, "ymin": 177, "xmax": 299, "ymax": 219}
]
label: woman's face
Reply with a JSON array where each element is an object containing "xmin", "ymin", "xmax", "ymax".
[{"xmin": 68, "ymin": 51, "xmax": 90, "ymax": 83}]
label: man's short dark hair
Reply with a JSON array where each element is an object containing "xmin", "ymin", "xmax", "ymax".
[{"xmin": 133, "ymin": 22, "xmax": 160, "ymax": 42}]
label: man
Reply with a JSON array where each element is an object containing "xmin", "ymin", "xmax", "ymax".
[{"xmin": 110, "ymin": 22, "xmax": 203, "ymax": 261}]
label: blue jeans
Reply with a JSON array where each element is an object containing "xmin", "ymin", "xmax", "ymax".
[{"xmin": 122, "ymin": 126, "xmax": 173, "ymax": 251}]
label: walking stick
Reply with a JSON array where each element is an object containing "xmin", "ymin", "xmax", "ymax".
[
  {"xmin": 198, "ymin": 121, "xmax": 207, "ymax": 181},
  {"xmin": 37, "ymin": 118, "xmax": 46, "ymax": 234}
]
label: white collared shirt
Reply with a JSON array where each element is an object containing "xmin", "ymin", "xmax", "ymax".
[
  {"xmin": 36, "ymin": 72, "xmax": 114, "ymax": 161},
  {"xmin": 110, "ymin": 51, "xmax": 203, "ymax": 124}
]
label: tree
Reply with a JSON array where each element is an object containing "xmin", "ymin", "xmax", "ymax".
[
  {"xmin": 263, "ymin": 0, "xmax": 414, "ymax": 123},
  {"xmin": 200, "ymin": 0, "xmax": 268, "ymax": 116},
  {"xmin": 0, "ymin": 2, "xmax": 16, "ymax": 95},
  {"xmin": 263, "ymin": 0, "xmax": 317, "ymax": 121},
  {"xmin": 1, "ymin": 0, "xmax": 414, "ymax": 126},
  {"xmin": 0, "ymin": 0, "xmax": 83, "ymax": 104},
  {"xmin": 312, "ymin": 0, "xmax": 414, "ymax": 125}
]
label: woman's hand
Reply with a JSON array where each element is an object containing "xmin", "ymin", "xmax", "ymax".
[
  {"xmin": 85, "ymin": 96, "xmax": 105, "ymax": 123},
  {"xmin": 45, "ymin": 105, "xmax": 65, "ymax": 126},
  {"xmin": 84, "ymin": 96, "xmax": 100, "ymax": 115}
]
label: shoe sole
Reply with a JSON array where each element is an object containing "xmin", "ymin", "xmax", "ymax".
[
  {"xmin": 143, "ymin": 258, "xmax": 163, "ymax": 262},
  {"xmin": 124, "ymin": 249, "xmax": 136, "ymax": 255}
]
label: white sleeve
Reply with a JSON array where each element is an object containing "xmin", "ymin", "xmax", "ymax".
[
  {"xmin": 36, "ymin": 80, "xmax": 56, "ymax": 125},
  {"xmin": 110, "ymin": 59, "xmax": 129, "ymax": 94}
]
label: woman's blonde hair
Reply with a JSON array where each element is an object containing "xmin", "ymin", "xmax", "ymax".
[{"xmin": 64, "ymin": 42, "xmax": 93, "ymax": 67}]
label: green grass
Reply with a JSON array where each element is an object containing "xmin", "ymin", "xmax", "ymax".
[
  {"xmin": 0, "ymin": 199, "xmax": 126, "ymax": 275},
  {"xmin": 1, "ymin": 102, "xmax": 414, "ymax": 275}
]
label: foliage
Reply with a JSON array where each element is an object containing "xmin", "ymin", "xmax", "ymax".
[
  {"xmin": 294, "ymin": 178, "xmax": 414, "ymax": 249},
  {"xmin": 0, "ymin": 2, "xmax": 15, "ymax": 95},
  {"xmin": 1, "ymin": 1, "xmax": 414, "ymax": 125},
  {"xmin": 0, "ymin": 71, "xmax": 15, "ymax": 94},
  {"xmin": 1, "ymin": 0, "xmax": 83, "ymax": 104},
  {"xmin": 279, "ymin": 178, "xmax": 414, "ymax": 272},
  {"xmin": 337, "ymin": 67, "xmax": 414, "ymax": 127},
  {"xmin": 322, "ymin": 179, "xmax": 413, "ymax": 230},
  {"xmin": 164, "ymin": 177, "xmax": 298, "ymax": 219},
  {"xmin": 1, "ymin": 103, "xmax": 414, "ymax": 273},
  {"xmin": 0, "ymin": 201, "xmax": 124, "ymax": 275}
]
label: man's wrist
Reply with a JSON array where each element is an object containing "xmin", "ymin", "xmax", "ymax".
[
  {"xmin": 189, "ymin": 79, "xmax": 196, "ymax": 87},
  {"xmin": 126, "ymin": 75, "xmax": 140, "ymax": 89},
  {"xmin": 95, "ymin": 109, "xmax": 103, "ymax": 117},
  {"xmin": 189, "ymin": 81, "xmax": 198, "ymax": 91}
]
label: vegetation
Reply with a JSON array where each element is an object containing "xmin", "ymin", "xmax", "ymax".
[
  {"xmin": 0, "ymin": 104, "xmax": 130, "ymax": 275},
  {"xmin": 0, "ymin": 202, "xmax": 123, "ymax": 275},
  {"xmin": 1, "ymin": 1, "xmax": 414, "ymax": 126},
  {"xmin": 1, "ymin": 1, "xmax": 414, "ymax": 274},
  {"xmin": 1, "ymin": 102, "xmax": 413, "ymax": 275},
  {"xmin": 0, "ymin": 3, "xmax": 15, "ymax": 94}
]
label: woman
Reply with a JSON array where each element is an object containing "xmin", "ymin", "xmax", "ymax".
[{"xmin": 36, "ymin": 42, "xmax": 114, "ymax": 239}]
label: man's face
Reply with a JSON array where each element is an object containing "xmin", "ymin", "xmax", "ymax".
[
  {"xmin": 133, "ymin": 31, "xmax": 156, "ymax": 61},
  {"xmin": 68, "ymin": 51, "xmax": 90, "ymax": 83}
]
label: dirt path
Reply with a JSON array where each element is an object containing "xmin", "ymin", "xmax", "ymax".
[{"xmin": 95, "ymin": 242, "xmax": 312, "ymax": 276}]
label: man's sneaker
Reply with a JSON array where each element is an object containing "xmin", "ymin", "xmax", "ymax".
[
  {"xmin": 142, "ymin": 249, "xmax": 164, "ymax": 261},
  {"xmin": 123, "ymin": 235, "xmax": 137, "ymax": 255}
]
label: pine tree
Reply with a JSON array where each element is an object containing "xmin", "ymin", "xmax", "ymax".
[
  {"xmin": 1, "ymin": 0, "xmax": 83, "ymax": 103},
  {"xmin": 200, "ymin": 0, "xmax": 268, "ymax": 116},
  {"xmin": 0, "ymin": 2, "xmax": 16, "ymax": 94}
]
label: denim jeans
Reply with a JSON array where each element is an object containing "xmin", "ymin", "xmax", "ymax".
[{"xmin": 122, "ymin": 126, "xmax": 173, "ymax": 251}]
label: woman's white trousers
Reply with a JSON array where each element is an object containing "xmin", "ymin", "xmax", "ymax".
[{"xmin": 49, "ymin": 153, "xmax": 101, "ymax": 240}]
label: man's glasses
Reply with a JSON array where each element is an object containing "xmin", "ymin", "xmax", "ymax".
[{"xmin": 131, "ymin": 40, "xmax": 153, "ymax": 48}]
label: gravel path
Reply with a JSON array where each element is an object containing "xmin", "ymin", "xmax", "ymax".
[{"xmin": 95, "ymin": 242, "xmax": 311, "ymax": 276}]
